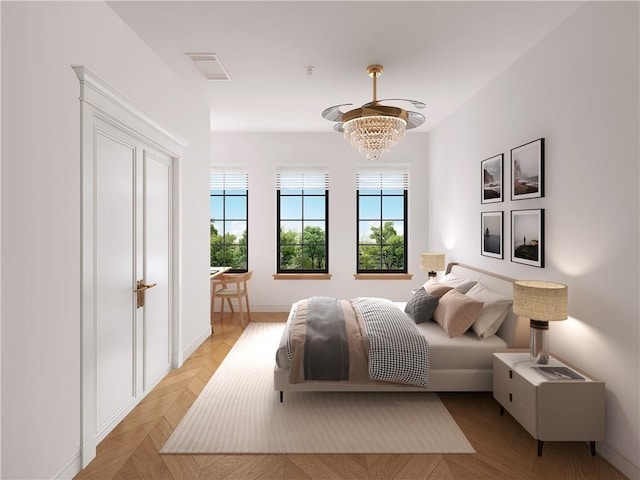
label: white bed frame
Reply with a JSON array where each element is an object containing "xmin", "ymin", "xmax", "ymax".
[{"xmin": 274, "ymin": 263, "xmax": 529, "ymax": 397}]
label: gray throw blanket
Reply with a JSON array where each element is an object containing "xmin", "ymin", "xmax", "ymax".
[{"xmin": 303, "ymin": 296, "xmax": 350, "ymax": 381}]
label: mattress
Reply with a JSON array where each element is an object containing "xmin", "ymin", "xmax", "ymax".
[{"xmin": 275, "ymin": 300, "xmax": 507, "ymax": 372}]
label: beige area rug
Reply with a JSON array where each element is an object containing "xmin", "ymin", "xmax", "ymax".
[{"xmin": 161, "ymin": 322, "xmax": 474, "ymax": 454}]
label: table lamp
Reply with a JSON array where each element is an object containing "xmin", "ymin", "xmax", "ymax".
[
  {"xmin": 420, "ymin": 253, "xmax": 445, "ymax": 279},
  {"xmin": 513, "ymin": 280, "xmax": 568, "ymax": 364}
]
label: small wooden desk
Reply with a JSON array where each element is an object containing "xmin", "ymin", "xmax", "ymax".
[{"xmin": 210, "ymin": 266, "xmax": 231, "ymax": 279}]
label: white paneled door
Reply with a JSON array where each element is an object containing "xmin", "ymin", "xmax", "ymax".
[
  {"xmin": 76, "ymin": 66, "xmax": 185, "ymax": 468},
  {"xmin": 94, "ymin": 120, "xmax": 172, "ymax": 442}
]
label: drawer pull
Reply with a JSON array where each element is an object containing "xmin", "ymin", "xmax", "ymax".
[
  {"xmin": 509, "ymin": 393, "xmax": 513, "ymax": 402},
  {"xmin": 509, "ymin": 370, "xmax": 513, "ymax": 379}
]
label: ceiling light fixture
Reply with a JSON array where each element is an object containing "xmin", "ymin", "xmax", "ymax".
[{"xmin": 322, "ymin": 65, "xmax": 425, "ymax": 161}]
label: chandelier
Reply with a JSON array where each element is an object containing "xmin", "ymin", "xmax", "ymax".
[
  {"xmin": 322, "ymin": 65, "xmax": 425, "ymax": 161},
  {"xmin": 343, "ymin": 115, "xmax": 406, "ymax": 161}
]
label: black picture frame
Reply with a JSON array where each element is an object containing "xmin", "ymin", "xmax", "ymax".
[
  {"xmin": 511, "ymin": 209, "xmax": 545, "ymax": 268},
  {"xmin": 481, "ymin": 211, "xmax": 503, "ymax": 259},
  {"xmin": 481, "ymin": 154, "xmax": 503, "ymax": 204},
  {"xmin": 511, "ymin": 138, "xmax": 544, "ymax": 200}
]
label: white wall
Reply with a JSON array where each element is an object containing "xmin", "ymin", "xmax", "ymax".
[
  {"xmin": 1, "ymin": 2, "xmax": 211, "ymax": 478},
  {"xmin": 212, "ymin": 132, "xmax": 430, "ymax": 310},
  {"xmin": 0, "ymin": 3, "xmax": 3, "ymax": 474},
  {"xmin": 428, "ymin": 2, "xmax": 639, "ymax": 477}
]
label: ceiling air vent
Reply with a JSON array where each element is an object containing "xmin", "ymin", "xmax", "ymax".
[{"xmin": 187, "ymin": 53, "xmax": 230, "ymax": 81}]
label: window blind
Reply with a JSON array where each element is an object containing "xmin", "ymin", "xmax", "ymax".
[
  {"xmin": 276, "ymin": 170, "xmax": 329, "ymax": 190},
  {"xmin": 210, "ymin": 171, "xmax": 248, "ymax": 190},
  {"xmin": 356, "ymin": 167, "xmax": 409, "ymax": 190}
]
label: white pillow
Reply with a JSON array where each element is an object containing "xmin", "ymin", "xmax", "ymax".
[
  {"xmin": 465, "ymin": 282, "xmax": 513, "ymax": 339},
  {"xmin": 438, "ymin": 273, "xmax": 477, "ymax": 294},
  {"xmin": 421, "ymin": 277, "xmax": 437, "ymax": 289}
]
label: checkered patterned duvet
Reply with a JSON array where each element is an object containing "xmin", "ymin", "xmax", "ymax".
[{"xmin": 352, "ymin": 297, "xmax": 430, "ymax": 388}]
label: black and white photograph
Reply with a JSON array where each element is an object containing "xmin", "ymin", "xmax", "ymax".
[
  {"xmin": 511, "ymin": 209, "xmax": 545, "ymax": 267},
  {"xmin": 481, "ymin": 211, "xmax": 503, "ymax": 259},
  {"xmin": 481, "ymin": 154, "xmax": 503, "ymax": 203},
  {"xmin": 511, "ymin": 138, "xmax": 544, "ymax": 200}
]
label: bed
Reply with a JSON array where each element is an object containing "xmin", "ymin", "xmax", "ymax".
[{"xmin": 274, "ymin": 263, "xmax": 529, "ymax": 399}]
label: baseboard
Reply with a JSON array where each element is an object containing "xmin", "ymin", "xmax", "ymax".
[
  {"xmin": 180, "ymin": 324, "xmax": 212, "ymax": 363},
  {"xmin": 597, "ymin": 441, "xmax": 639, "ymax": 479},
  {"xmin": 53, "ymin": 451, "xmax": 81, "ymax": 480}
]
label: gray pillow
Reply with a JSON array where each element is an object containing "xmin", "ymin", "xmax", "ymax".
[{"xmin": 404, "ymin": 288, "xmax": 439, "ymax": 324}]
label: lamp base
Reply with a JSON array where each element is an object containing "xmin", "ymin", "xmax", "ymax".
[
  {"xmin": 530, "ymin": 319, "xmax": 549, "ymax": 364},
  {"xmin": 428, "ymin": 271, "xmax": 437, "ymax": 278}
]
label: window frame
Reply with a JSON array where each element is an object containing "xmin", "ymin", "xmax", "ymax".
[
  {"xmin": 356, "ymin": 170, "xmax": 409, "ymax": 274},
  {"xmin": 210, "ymin": 172, "xmax": 248, "ymax": 273},
  {"xmin": 276, "ymin": 171, "xmax": 329, "ymax": 274}
]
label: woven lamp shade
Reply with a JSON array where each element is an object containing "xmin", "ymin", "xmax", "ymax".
[
  {"xmin": 513, "ymin": 280, "xmax": 568, "ymax": 321},
  {"xmin": 420, "ymin": 253, "xmax": 445, "ymax": 272}
]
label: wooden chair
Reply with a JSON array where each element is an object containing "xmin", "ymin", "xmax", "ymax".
[
  {"xmin": 210, "ymin": 276, "xmax": 234, "ymax": 326},
  {"xmin": 211, "ymin": 271, "xmax": 252, "ymax": 328}
]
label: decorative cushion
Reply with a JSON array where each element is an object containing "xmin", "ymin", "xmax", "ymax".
[
  {"xmin": 404, "ymin": 288, "xmax": 440, "ymax": 324},
  {"xmin": 424, "ymin": 281, "xmax": 454, "ymax": 298},
  {"xmin": 465, "ymin": 283, "xmax": 513, "ymax": 339},
  {"xmin": 438, "ymin": 273, "xmax": 477, "ymax": 294},
  {"xmin": 432, "ymin": 290, "xmax": 484, "ymax": 338}
]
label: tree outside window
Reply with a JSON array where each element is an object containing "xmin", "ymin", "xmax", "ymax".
[
  {"xmin": 210, "ymin": 172, "xmax": 248, "ymax": 271},
  {"xmin": 277, "ymin": 172, "xmax": 329, "ymax": 273},
  {"xmin": 357, "ymin": 170, "xmax": 408, "ymax": 273}
]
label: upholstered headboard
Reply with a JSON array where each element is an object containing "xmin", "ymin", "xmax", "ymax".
[{"xmin": 447, "ymin": 263, "xmax": 528, "ymax": 348}]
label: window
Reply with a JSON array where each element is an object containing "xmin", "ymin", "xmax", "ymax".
[
  {"xmin": 276, "ymin": 170, "xmax": 329, "ymax": 273},
  {"xmin": 210, "ymin": 171, "xmax": 248, "ymax": 271},
  {"xmin": 357, "ymin": 169, "xmax": 409, "ymax": 273}
]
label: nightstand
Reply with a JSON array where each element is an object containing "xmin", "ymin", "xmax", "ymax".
[{"xmin": 493, "ymin": 351, "xmax": 605, "ymax": 456}]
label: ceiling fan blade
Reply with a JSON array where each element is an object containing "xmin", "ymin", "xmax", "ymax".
[
  {"xmin": 322, "ymin": 104, "xmax": 353, "ymax": 122},
  {"xmin": 364, "ymin": 99, "xmax": 426, "ymax": 110},
  {"xmin": 333, "ymin": 123, "xmax": 344, "ymax": 133},
  {"xmin": 406, "ymin": 111, "xmax": 426, "ymax": 129}
]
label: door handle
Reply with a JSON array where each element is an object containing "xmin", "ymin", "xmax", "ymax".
[
  {"xmin": 134, "ymin": 280, "xmax": 157, "ymax": 308},
  {"xmin": 134, "ymin": 282, "xmax": 157, "ymax": 293}
]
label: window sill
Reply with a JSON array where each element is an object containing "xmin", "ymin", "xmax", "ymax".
[
  {"xmin": 273, "ymin": 273, "xmax": 332, "ymax": 280},
  {"xmin": 354, "ymin": 273, "xmax": 413, "ymax": 280}
]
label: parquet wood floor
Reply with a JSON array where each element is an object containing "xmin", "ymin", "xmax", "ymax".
[{"xmin": 74, "ymin": 313, "xmax": 627, "ymax": 480}]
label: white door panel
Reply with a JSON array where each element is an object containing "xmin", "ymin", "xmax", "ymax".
[
  {"xmin": 95, "ymin": 130, "xmax": 136, "ymax": 431},
  {"xmin": 143, "ymin": 153, "xmax": 172, "ymax": 389}
]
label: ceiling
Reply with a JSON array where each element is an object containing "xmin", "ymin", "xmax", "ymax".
[{"xmin": 108, "ymin": 1, "xmax": 583, "ymax": 133}]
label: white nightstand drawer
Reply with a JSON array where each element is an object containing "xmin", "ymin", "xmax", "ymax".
[
  {"xmin": 493, "ymin": 380, "xmax": 509, "ymax": 408},
  {"xmin": 509, "ymin": 370, "xmax": 536, "ymax": 409},
  {"xmin": 493, "ymin": 357, "xmax": 536, "ymax": 409},
  {"xmin": 507, "ymin": 394, "xmax": 538, "ymax": 438}
]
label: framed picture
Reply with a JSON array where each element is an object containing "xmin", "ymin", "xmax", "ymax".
[
  {"xmin": 481, "ymin": 211, "xmax": 503, "ymax": 259},
  {"xmin": 511, "ymin": 138, "xmax": 544, "ymax": 200},
  {"xmin": 511, "ymin": 209, "xmax": 545, "ymax": 267},
  {"xmin": 481, "ymin": 154, "xmax": 503, "ymax": 204}
]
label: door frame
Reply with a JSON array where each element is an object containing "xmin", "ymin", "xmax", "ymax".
[{"xmin": 73, "ymin": 66, "xmax": 188, "ymax": 468}]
